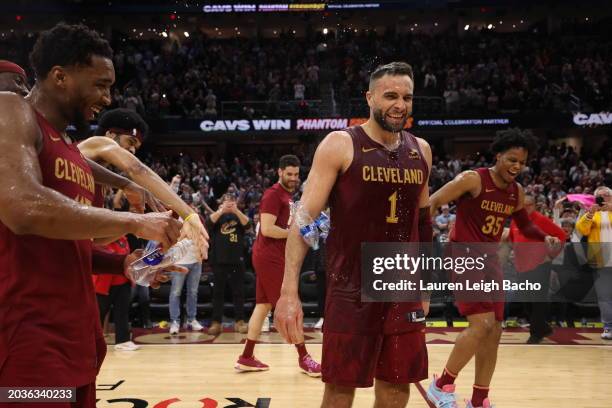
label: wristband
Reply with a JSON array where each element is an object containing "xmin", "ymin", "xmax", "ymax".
[{"xmin": 184, "ymin": 213, "xmax": 198, "ymax": 223}]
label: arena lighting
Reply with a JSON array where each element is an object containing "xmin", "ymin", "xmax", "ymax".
[
  {"xmin": 161, "ymin": 32, "xmax": 168, "ymax": 38},
  {"xmin": 464, "ymin": 24, "xmax": 470, "ymax": 30},
  {"xmin": 184, "ymin": 31, "xmax": 190, "ymax": 37},
  {"xmin": 487, "ymin": 24, "xmax": 493, "ymax": 29},
  {"xmin": 323, "ymin": 27, "xmax": 329, "ymax": 34}
]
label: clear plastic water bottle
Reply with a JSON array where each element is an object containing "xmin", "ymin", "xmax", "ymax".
[
  {"xmin": 127, "ymin": 239, "xmax": 194, "ymax": 287},
  {"xmin": 315, "ymin": 212, "xmax": 330, "ymax": 241},
  {"xmin": 300, "ymin": 223, "xmax": 320, "ymax": 250}
]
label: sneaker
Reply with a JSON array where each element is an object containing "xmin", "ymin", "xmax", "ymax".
[
  {"xmin": 465, "ymin": 397, "xmax": 494, "ymax": 408},
  {"xmin": 169, "ymin": 321, "xmax": 180, "ymax": 335},
  {"xmin": 234, "ymin": 320, "xmax": 248, "ymax": 334},
  {"xmin": 235, "ymin": 355, "xmax": 270, "ymax": 372},
  {"xmin": 208, "ymin": 321, "xmax": 222, "ymax": 336},
  {"xmin": 602, "ymin": 328, "xmax": 612, "ymax": 340},
  {"xmin": 261, "ymin": 312, "xmax": 271, "ymax": 332},
  {"xmin": 314, "ymin": 317, "xmax": 324, "ymax": 330},
  {"xmin": 185, "ymin": 319, "xmax": 204, "ymax": 331},
  {"xmin": 114, "ymin": 341, "xmax": 140, "ymax": 351},
  {"xmin": 426, "ymin": 375, "xmax": 459, "ymax": 408},
  {"xmin": 527, "ymin": 326, "xmax": 553, "ymax": 344},
  {"xmin": 298, "ymin": 354, "xmax": 322, "ymax": 377}
]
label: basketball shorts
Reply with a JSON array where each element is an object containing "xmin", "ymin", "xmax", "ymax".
[
  {"xmin": 322, "ymin": 300, "xmax": 428, "ymax": 388},
  {"xmin": 253, "ymin": 254, "xmax": 283, "ymax": 307}
]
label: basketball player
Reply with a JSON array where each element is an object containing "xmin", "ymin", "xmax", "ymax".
[
  {"xmin": 426, "ymin": 129, "xmax": 561, "ymax": 408},
  {"xmin": 0, "ymin": 23, "xmax": 183, "ymax": 406},
  {"xmin": 78, "ymin": 108, "xmax": 209, "ymax": 258},
  {"xmin": 0, "ymin": 60, "xmax": 29, "ymax": 96},
  {"xmin": 0, "ymin": 60, "xmax": 163, "ymax": 224},
  {"xmin": 275, "ymin": 62, "xmax": 432, "ymax": 408},
  {"xmin": 235, "ymin": 155, "xmax": 322, "ymax": 377}
]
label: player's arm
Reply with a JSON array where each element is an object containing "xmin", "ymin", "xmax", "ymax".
[
  {"xmin": 78, "ymin": 136, "xmax": 209, "ymax": 259},
  {"xmin": 416, "ymin": 137, "xmax": 433, "ymax": 315},
  {"xmin": 86, "ymin": 158, "xmax": 163, "ymax": 213},
  {"xmin": 428, "ymin": 170, "xmax": 481, "ymax": 216},
  {"xmin": 0, "ymin": 94, "xmax": 180, "ymax": 249},
  {"xmin": 259, "ymin": 213, "xmax": 289, "ymax": 239},
  {"xmin": 78, "ymin": 137, "xmax": 193, "ymax": 217},
  {"xmin": 276, "ymin": 130, "xmax": 352, "ymax": 344},
  {"xmin": 512, "ymin": 185, "xmax": 559, "ymax": 247}
]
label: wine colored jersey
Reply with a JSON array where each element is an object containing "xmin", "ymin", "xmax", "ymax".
[
  {"xmin": 450, "ymin": 167, "xmax": 519, "ymax": 243},
  {"xmin": 325, "ymin": 126, "xmax": 428, "ymax": 333},
  {"xmin": 0, "ymin": 110, "xmax": 98, "ymax": 386},
  {"xmin": 252, "ymin": 182, "xmax": 294, "ymax": 264}
]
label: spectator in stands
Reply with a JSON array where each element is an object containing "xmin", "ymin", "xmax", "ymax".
[
  {"xmin": 435, "ymin": 204, "xmax": 455, "ymax": 237},
  {"xmin": 575, "ymin": 186, "xmax": 612, "ymax": 340},
  {"xmin": 168, "ymin": 202, "xmax": 205, "ymax": 335},
  {"xmin": 207, "ymin": 194, "xmax": 250, "ymax": 335}
]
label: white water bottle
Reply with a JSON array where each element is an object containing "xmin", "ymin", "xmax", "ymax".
[{"xmin": 127, "ymin": 239, "xmax": 194, "ymax": 287}]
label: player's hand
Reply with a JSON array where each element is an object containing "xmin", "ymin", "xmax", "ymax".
[
  {"xmin": 422, "ymin": 300, "xmax": 430, "ymax": 317},
  {"xmin": 274, "ymin": 293, "xmax": 304, "ymax": 344},
  {"xmin": 132, "ymin": 210, "xmax": 181, "ymax": 252},
  {"xmin": 179, "ymin": 213, "xmax": 209, "ymax": 261},
  {"xmin": 123, "ymin": 181, "xmax": 166, "ymax": 213},
  {"xmin": 124, "ymin": 249, "xmax": 188, "ymax": 289},
  {"xmin": 149, "ymin": 264, "xmax": 188, "ymax": 289}
]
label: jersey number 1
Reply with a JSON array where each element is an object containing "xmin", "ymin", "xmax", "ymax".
[{"xmin": 386, "ymin": 191, "xmax": 399, "ymax": 224}]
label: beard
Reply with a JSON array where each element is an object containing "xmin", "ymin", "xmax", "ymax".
[
  {"xmin": 373, "ymin": 108, "xmax": 408, "ymax": 133},
  {"xmin": 280, "ymin": 177, "xmax": 297, "ymax": 192}
]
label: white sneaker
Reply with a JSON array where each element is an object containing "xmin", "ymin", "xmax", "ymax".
[
  {"xmin": 114, "ymin": 341, "xmax": 140, "ymax": 351},
  {"xmin": 314, "ymin": 317, "xmax": 324, "ymax": 330},
  {"xmin": 602, "ymin": 328, "xmax": 612, "ymax": 340},
  {"xmin": 185, "ymin": 319, "xmax": 204, "ymax": 331},
  {"xmin": 261, "ymin": 312, "xmax": 271, "ymax": 333},
  {"xmin": 169, "ymin": 321, "xmax": 180, "ymax": 335}
]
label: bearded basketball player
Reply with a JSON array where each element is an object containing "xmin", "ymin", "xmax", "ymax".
[{"xmin": 275, "ymin": 62, "xmax": 433, "ymax": 408}]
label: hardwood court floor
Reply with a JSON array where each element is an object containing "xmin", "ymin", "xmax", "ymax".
[{"xmin": 97, "ymin": 343, "xmax": 612, "ymax": 408}]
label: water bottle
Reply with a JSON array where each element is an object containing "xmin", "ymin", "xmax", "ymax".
[
  {"xmin": 127, "ymin": 239, "xmax": 194, "ymax": 287},
  {"xmin": 300, "ymin": 223, "xmax": 320, "ymax": 250},
  {"xmin": 315, "ymin": 212, "xmax": 330, "ymax": 241}
]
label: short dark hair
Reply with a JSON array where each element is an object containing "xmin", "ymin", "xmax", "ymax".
[
  {"xmin": 96, "ymin": 108, "xmax": 148, "ymax": 140},
  {"xmin": 222, "ymin": 193, "xmax": 237, "ymax": 202},
  {"xmin": 279, "ymin": 154, "xmax": 300, "ymax": 169},
  {"xmin": 29, "ymin": 23, "xmax": 113, "ymax": 80},
  {"xmin": 490, "ymin": 128, "xmax": 537, "ymax": 156},
  {"xmin": 369, "ymin": 61, "xmax": 414, "ymax": 89}
]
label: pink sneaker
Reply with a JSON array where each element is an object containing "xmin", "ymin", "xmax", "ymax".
[
  {"xmin": 234, "ymin": 355, "xmax": 269, "ymax": 372},
  {"xmin": 465, "ymin": 398, "xmax": 494, "ymax": 408},
  {"xmin": 299, "ymin": 354, "xmax": 322, "ymax": 377}
]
